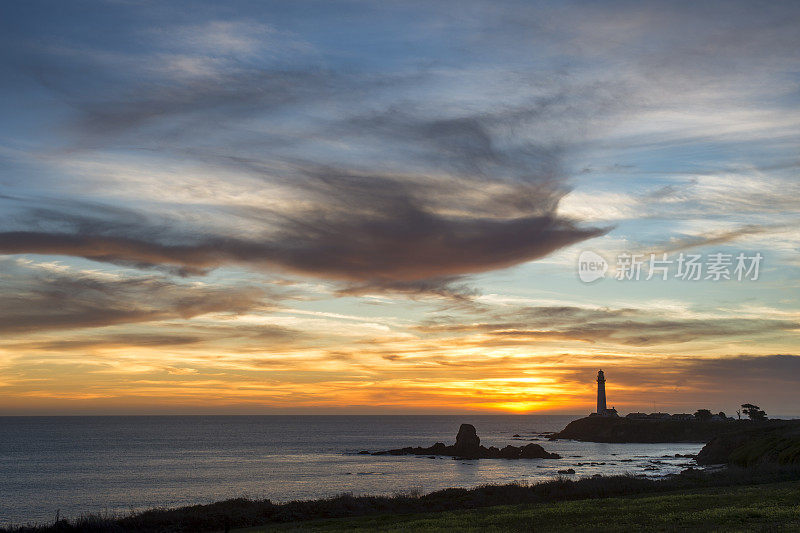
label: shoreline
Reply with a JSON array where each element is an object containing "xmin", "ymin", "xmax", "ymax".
[
  {"xmin": 4, "ymin": 466, "xmax": 800, "ymax": 532},
  {"xmin": 5, "ymin": 417, "xmax": 799, "ymax": 530},
  {"xmin": 1, "ymin": 415, "xmax": 698, "ymax": 526}
]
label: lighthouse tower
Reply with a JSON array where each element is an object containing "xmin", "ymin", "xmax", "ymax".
[
  {"xmin": 597, "ymin": 370, "xmax": 607, "ymax": 414},
  {"xmin": 594, "ymin": 369, "xmax": 618, "ymax": 417}
]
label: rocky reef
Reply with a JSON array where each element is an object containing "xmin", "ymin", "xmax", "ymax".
[{"xmin": 361, "ymin": 423, "xmax": 561, "ymax": 460}]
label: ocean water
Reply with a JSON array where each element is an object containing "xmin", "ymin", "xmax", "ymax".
[{"xmin": 0, "ymin": 415, "xmax": 704, "ymax": 525}]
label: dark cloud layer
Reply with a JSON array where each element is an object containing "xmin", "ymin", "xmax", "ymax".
[
  {"xmin": 0, "ymin": 260, "xmax": 268, "ymax": 334},
  {"xmin": 0, "ymin": 187, "xmax": 604, "ymax": 286},
  {"xmin": 8, "ymin": 333, "xmax": 206, "ymax": 351},
  {"xmin": 4, "ymin": 324, "xmax": 303, "ymax": 353}
]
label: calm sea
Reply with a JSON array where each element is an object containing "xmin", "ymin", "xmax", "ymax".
[{"xmin": 0, "ymin": 415, "xmax": 704, "ymax": 525}]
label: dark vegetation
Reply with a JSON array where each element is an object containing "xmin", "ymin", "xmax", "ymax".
[
  {"xmin": 692, "ymin": 409, "xmax": 726, "ymax": 420},
  {"xmin": 252, "ymin": 480, "xmax": 800, "ymax": 532},
  {"xmin": 4, "ymin": 466, "xmax": 800, "ymax": 533},
  {"xmin": 741, "ymin": 403, "xmax": 768, "ymax": 421}
]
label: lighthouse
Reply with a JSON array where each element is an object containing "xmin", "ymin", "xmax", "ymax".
[
  {"xmin": 594, "ymin": 370, "xmax": 618, "ymax": 417},
  {"xmin": 597, "ymin": 369, "xmax": 607, "ymax": 414}
]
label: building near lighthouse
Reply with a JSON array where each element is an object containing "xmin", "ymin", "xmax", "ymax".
[{"xmin": 591, "ymin": 369, "xmax": 618, "ymax": 417}]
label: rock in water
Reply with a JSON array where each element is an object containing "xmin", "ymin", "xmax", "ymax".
[
  {"xmin": 367, "ymin": 424, "xmax": 561, "ymax": 460},
  {"xmin": 499, "ymin": 445, "xmax": 521, "ymax": 459},
  {"xmin": 520, "ymin": 443, "xmax": 560, "ymax": 459},
  {"xmin": 454, "ymin": 424, "xmax": 480, "ymax": 456}
]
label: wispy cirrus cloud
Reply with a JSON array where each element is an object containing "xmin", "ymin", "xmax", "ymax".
[{"xmin": 416, "ymin": 305, "xmax": 799, "ymax": 347}]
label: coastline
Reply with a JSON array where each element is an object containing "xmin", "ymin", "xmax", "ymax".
[
  {"xmin": 4, "ymin": 466, "xmax": 800, "ymax": 532},
  {"xmin": 4, "ymin": 416, "xmax": 799, "ymax": 530},
  {"xmin": 9, "ymin": 414, "xmax": 704, "ymax": 524}
]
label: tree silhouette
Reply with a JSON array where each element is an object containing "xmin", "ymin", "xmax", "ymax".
[
  {"xmin": 693, "ymin": 409, "xmax": 713, "ymax": 420},
  {"xmin": 741, "ymin": 403, "xmax": 767, "ymax": 421}
]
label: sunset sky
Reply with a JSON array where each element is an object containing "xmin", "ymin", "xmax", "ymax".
[{"xmin": 1, "ymin": 0, "xmax": 799, "ymax": 415}]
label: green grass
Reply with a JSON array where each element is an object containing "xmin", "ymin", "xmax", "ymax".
[{"xmin": 237, "ymin": 481, "xmax": 800, "ymax": 532}]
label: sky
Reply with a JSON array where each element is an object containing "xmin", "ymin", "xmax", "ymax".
[{"xmin": 0, "ymin": 0, "xmax": 799, "ymax": 416}]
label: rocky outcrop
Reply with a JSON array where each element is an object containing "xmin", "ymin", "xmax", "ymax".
[
  {"xmin": 454, "ymin": 424, "xmax": 481, "ymax": 456},
  {"xmin": 364, "ymin": 424, "xmax": 560, "ymax": 460},
  {"xmin": 553, "ymin": 416, "xmax": 755, "ymax": 443}
]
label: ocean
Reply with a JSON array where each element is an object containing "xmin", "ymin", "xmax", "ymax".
[{"xmin": 0, "ymin": 415, "xmax": 704, "ymax": 526}]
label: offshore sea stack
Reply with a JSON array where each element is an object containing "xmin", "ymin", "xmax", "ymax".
[
  {"xmin": 363, "ymin": 423, "xmax": 560, "ymax": 460},
  {"xmin": 454, "ymin": 423, "xmax": 481, "ymax": 456}
]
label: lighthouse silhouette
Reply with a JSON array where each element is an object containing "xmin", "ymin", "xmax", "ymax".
[
  {"xmin": 594, "ymin": 370, "xmax": 618, "ymax": 417},
  {"xmin": 597, "ymin": 370, "xmax": 607, "ymax": 414}
]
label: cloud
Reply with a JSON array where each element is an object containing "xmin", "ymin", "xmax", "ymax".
[
  {"xmin": 61, "ymin": 69, "xmax": 350, "ymax": 143},
  {"xmin": 0, "ymin": 259, "xmax": 269, "ymax": 334},
  {"xmin": 334, "ymin": 276, "xmax": 481, "ymax": 303},
  {"xmin": 417, "ymin": 305, "xmax": 799, "ymax": 347},
  {"xmin": 3, "ymin": 323, "xmax": 303, "ymax": 353},
  {"xmin": 9, "ymin": 333, "xmax": 205, "ymax": 351},
  {"xmin": 1, "ymin": 1, "xmax": 800, "ymax": 415},
  {"xmin": 660, "ymin": 225, "xmax": 772, "ymax": 253},
  {"xmin": 1, "ymin": 13, "xmax": 623, "ymax": 293},
  {"xmin": 0, "ymin": 86, "xmax": 609, "ymax": 289},
  {"xmin": 685, "ymin": 354, "xmax": 800, "ymax": 385},
  {"xmin": 0, "ymin": 181, "xmax": 605, "ymax": 285},
  {"xmin": 152, "ymin": 20, "xmax": 307, "ymax": 57}
]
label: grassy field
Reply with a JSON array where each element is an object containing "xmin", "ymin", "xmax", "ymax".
[{"xmin": 238, "ymin": 481, "xmax": 800, "ymax": 532}]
